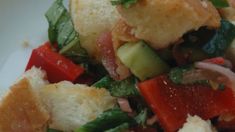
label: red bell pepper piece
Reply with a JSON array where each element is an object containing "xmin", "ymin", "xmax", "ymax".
[
  {"xmin": 26, "ymin": 42, "xmax": 84, "ymax": 83},
  {"xmin": 138, "ymin": 75, "xmax": 235, "ymax": 132}
]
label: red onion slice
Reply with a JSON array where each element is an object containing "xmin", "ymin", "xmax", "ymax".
[
  {"xmin": 117, "ymin": 98, "xmax": 133, "ymax": 113},
  {"xmin": 195, "ymin": 62, "xmax": 235, "ymax": 91}
]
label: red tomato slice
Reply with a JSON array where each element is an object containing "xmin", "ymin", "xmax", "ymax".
[
  {"xmin": 138, "ymin": 75, "xmax": 235, "ymax": 132},
  {"xmin": 26, "ymin": 42, "xmax": 84, "ymax": 83},
  {"xmin": 97, "ymin": 32, "xmax": 119, "ymax": 80}
]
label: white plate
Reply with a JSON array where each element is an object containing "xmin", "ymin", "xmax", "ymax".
[{"xmin": 0, "ymin": 0, "xmax": 68, "ymax": 94}]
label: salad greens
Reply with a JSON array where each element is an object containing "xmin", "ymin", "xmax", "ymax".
[
  {"xmin": 134, "ymin": 109, "xmax": 147, "ymax": 127},
  {"xmin": 111, "ymin": 0, "xmax": 138, "ymax": 8},
  {"xmin": 75, "ymin": 108, "xmax": 135, "ymax": 132},
  {"xmin": 209, "ymin": 0, "xmax": 229, "ymax": 8},
  {"xmin": 169, "ymin": 66, "xmax": 192, "ymax": 85},
  {"xmin": 45, "ymin": 0, "xmax": 88, "ymax": 63},
  {"xmin": 203, "ymin": 20, "xmax": 235, "ymax": 57},
  {"xmin": 93, "ymin": 76, "xmax": 139, "ymax": 97}
]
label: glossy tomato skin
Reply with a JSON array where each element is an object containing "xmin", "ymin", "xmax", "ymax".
[
  {"xmin": 138, "ymin": 75, "xmax": 235, "ymax": 132},
  {"xmin": 26, "ymin": 42, "xmax": 84, "ymax": 83}
]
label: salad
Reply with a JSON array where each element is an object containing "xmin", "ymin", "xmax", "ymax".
[{"xmin": 1, "ymin": 0, "xmax": 235, "ymax": 132}]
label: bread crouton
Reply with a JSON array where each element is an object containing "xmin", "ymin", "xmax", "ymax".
[
  {"xmin": 70, "ymin": 0, "xmax": 120, "ymax": 60},
  {"xmin": 0, "ymin": 79, "xmax": 49, "ymax": 132},
  {"xmin": 17, "ymin": 66, "xmax": 48, "ymax": 92},
  {"xmin": 220, "ymin": 7, "xmax": 235, "ymax": 22},
  {"xmin": 39, "ymin": 81, "xmax": 116, "ymax": 131},
  {"xmin": 118, "ymin": 0, "xmax": 221, "ymax": 49}
]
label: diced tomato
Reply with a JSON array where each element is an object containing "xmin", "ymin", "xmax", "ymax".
[
  {"xmin": 97, "ymin": 32, "xmax": 119, "ymax": 80},
  {"xmin": 138, "ymin": 75, "xmax": 235, "ymax": 132},
  {"xmin": 26, "ymin": 42, "xmax": 84, "ymax": 83},
  {"xmin": 203, "ymin": 57, "xmax": 225, "ymax": 65}
]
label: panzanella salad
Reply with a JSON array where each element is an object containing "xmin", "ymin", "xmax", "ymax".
[{"xmin": 1, "ymin": 0, "xmax": 235, "ymax": 132}]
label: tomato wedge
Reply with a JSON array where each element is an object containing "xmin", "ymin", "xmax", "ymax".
[
  {"xmin": 26, "ymin": 42, "xmax": 84, "ymax": 83},
  {"xmin": 138, "ymin": 75, "xmax": 235, "ymax": 132},
  {"xmin": 97, "ymin": 32, "xmax": 119, "ymax": 80}
]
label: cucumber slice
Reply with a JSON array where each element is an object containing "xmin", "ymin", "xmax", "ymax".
[{"xmin": 117, "ymin": 41, "xmax": 169, "ymax": 80}]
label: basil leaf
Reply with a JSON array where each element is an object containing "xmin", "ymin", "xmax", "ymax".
[
  {"xmin": 111, "ymin": 0, "xmax": 138, "ymax": 8},
  {"xmin": 75, "ymin": 108, "xmax": 135, "ymax": 132},
  {"xmin": 93, "ymin": 76, "xmax": 139, "ymax": 97},
  {"xmin": 45, "ymin": 0, "xmax": 88, "ymax": 63},
  {"xmin": 203, "ymin": 20, "xmax": 235, "ymax": 57},
  {"xmin": 169, "ymin": 67, "xmax": 191, "ymax": 85},
  {"xmin": 134, "ymin": 109, "xmax": 147, "ymax": 126},
  {"xmin": 209, "ymin": 0, "xmax": 229, "ymax": 8}
]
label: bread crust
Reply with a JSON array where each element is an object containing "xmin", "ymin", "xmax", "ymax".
[
  {"xmin": 0, "ymin": 79, "xmax": 49, "ymax": 132},
  {"xmin": 39, "ymin": 81, "xmax": 116, "ymax": 131},
  {"xmin": 70, "ymin": 0, "xmax": 120, "ymax": 61},
  {"xmin": 118, "ymin": 0, "xmax": 221, "ymax": 49}
]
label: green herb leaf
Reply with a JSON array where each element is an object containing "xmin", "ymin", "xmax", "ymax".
[
  {"xmin": 169, "ymin": 67, "xmax": 191, "ymax": 85},
  {"xmin": 75, "ymin": 108, "xmax": 135, "ymax": 132},
  {"xmin": 93, "ymin": 76, "xmax": 139, "ymax": 97},
  {"xmin": 105, "ymin": 123, "xmax": 129, "ymax": 132},
  {"xmin": 45, "ymin": 0, "xmax": 88, "ymax": 63},
  {"xmin": 203, "ymin": 20, "xmax": 235, "ymax": 57},
  {"xmin": 209, "ymin": 0, "xmax": 229, "ymax": 8},
  {"xmin": 111, "ymin": 0, "xmax": 138, "ymax": 8},
  {"xmin": 134, "ymin": 109, "xmax": 147, "ymax": 127}
]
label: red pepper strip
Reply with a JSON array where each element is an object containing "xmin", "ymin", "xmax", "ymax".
[
  {"xmin": 26, "ymin": 42, "xmax": 84, "ymax": 83},
  {"xmin": 138, "ymin": 75, "xmax": 235, "ymax": 132},
  {"xmin": 203, "ymin": 57, "xmax": 225, "ymax": 65}
]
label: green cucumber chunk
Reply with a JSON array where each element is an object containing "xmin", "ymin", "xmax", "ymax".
[{"xmin": 117, "ymin": 41, "xmax": 169, "ymax": 81}]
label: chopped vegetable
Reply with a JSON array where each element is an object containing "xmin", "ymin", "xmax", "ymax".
[
  {"xmin": 134, "ymin": 109, "xmax": 147, "ymax": 127},
  {"xmin": 168, "ymin": 66, "xmax": 192, "ymax": 85},
  {"xmin": 138, "ymin": 75, "xmax": 235, "ymax": 131},
  {"xmin": 97, "ymin": 32, "xmax": 120, "ymax": 80},
  {"xmin": 75, "ymin": 108, "xmax": 135, "ymax": 132},
  {"xmin": 209, "ymin": 0, "xmax": 229, "ymax": 8},
  {"xmin": 45, "ymin": 0, "xmax": 88, "ymax": 62},
  {"xmin": 93, "ymin": 76, "xmax": 139, "ymax": 97},
  {"xmin": 59, "ymin": 38, "xmax": 89, "ymax": 64},
  {"xmin": 105, "ymin": 123, "xmax": 129, "ymax": 132},
  {"xmin": 203, "ymin": 20, "xmax": 235, "ymax": 57},
  {"xmin": 111, "ymin": 0, "xmax": 138, "ymax": 8},
  {"xmin": 195, "ymin": 62, "xmax": 235, "ymax": 90},
  {"xmin": 117, "ymin": 41, "xmax": 169, "ymax": 81},
  {"xmin": 26, "ymin": 42, "xmax": 84, "ymax": 83},
  {"xmin": 118, "ymin": 98, "xmax": 133, "ymax": 113}
]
